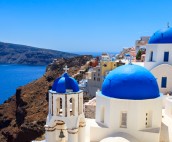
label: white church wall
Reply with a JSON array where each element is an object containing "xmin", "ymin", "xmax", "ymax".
[
  {"xmin": 78, "ymin": 126, "xmax": 85, "ymax": 142},
  {"xmin": 165, "ymin": 96, "xmax": 172, "ymax": 118},
  {"xmin": 46, "ymin": 114, "xmax": 86, "ymax": 142},
  {"xmin": 144, "ymin": 43, "xmax": 172, "ymax": 101},
  {"xmin": 144, "ymin": 44, "xmax": 158, "ymax": 70},
  {"xmin": 68, "ymin": 129, "xmax": 78, "ymax": 142},
  {"xmin": 94, "ymin": 92, "xmax": 162, "ymax": 142},
  {"xmin": 90, "ymin": 126, "xmax": 160, "ymax": 142},
  {"xmin": 145, "ymin": 44, "xmax": 172, "ymax": 70},
  {"xmin": 47, "ymin": 111, "xmax": 85, "ymax": 129},
  {"xmin": 46, "ymin": 90, "xmax": 86, "ymax": 142},
  {"xmin": 151, "ymin": 64, "xmax": 172, "ymax": 94},
  {"xmin": 95, "ymin": 92, "xmax": 111, "ymax": 127},
  {"xmin": 156, "ymin": 45, "xmax": 172, "ymax": 65},
  {"xmin": 45, "ymin": 130, "xmax": 56, "ymax": 142},
  {"xmin": 96, "ymin": 93, "xmax": 162, "ymax": 130}
]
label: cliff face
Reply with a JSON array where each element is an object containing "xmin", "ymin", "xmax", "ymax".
[
  {"xmin": 0, "ymin": 42, "xmax": 78, "ymax": 65},
  {"xmin": 0, "ymin": 55, "xmax": 92, "ymax": 142}
]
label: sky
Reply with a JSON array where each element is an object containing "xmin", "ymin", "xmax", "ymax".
[{"xmin": 0, "ymin": 0, "xmax": 172, "ymax": 53}]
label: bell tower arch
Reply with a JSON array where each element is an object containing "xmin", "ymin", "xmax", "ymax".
[{"xmin": 45, "ymin": 66, "xmax": 86, "ymax": 142}]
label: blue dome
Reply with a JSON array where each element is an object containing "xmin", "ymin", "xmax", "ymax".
[
  {"xmin": 149, "ymin": 27, "xmax": 172, "ymax": 44},
  {"xmin": 52, "ymin": 73, "xmax": 79, "ymax": 93},
  {"xmin": 102, "ymin": 64, "xmax": 160, "ymax": 100}
]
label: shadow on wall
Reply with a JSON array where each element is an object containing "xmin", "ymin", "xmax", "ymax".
[
  {"xmin": 160, "ymin": 122, "xmax": 169, "ymax": 142},
  {"xmin": 103, "ymin": 132, "xmax": 139, "ymax": 142}
]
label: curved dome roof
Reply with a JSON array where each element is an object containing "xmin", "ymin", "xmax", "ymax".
[
  {"xmin": 102, "ymin": 64, "xmax": 160, "ymax": 100},
  {"xmin": 149, "ymin": 27, "xmax": 172, "ymax": 44},
  {"xmin": 52, "ymin": 73, "xmax": 79, "ymax": 93}
]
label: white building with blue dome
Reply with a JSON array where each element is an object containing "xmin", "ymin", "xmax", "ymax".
[
  {"xmin": 91, "ymin": 64, "xmax": 162, "ymax": 142},
  {"xmin": 43, "ymin": 64, "xmax": 163, "ymax": 142},
  {"xmin": 45, "ymin": 66, "xmax": 86, "ymax": 142},
  {"xmin": 144, "ymin": 27, "xmax": 172, "ymax": 94}
]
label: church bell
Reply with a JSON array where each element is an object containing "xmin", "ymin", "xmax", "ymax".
[{"xmin": 59, "ymin": 130, "xmax": 65, "ymax": 139}]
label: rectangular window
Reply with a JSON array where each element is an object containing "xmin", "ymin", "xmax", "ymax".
[
  {"xmin": 161, "ymin": 77, "xmax": 167, "ymax": 88},
  {"xmin": 150, "ymin": 51, "xmax": 153, "ymax": 61},
  {"xmin": 120, "ymin": 112, "xmax": 127, "ymax": 128},
  {"xmin": 164, "ymin": 52, "xmax": 169, "ymax": 62}
]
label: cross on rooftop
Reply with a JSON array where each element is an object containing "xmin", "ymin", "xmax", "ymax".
[{"xmin": 63, "ymin": 65, "xmax": 69, "ymax": 73}]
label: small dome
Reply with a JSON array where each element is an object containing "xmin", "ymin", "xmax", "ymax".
[
  {"xmin": 102, "ymin": 64, "xmax": 160, "ymax": 100},
  {"xmin": 52, "ymin": 73, "xmax": 79, "ymax": 93},
  {"xmin": 149, "ymin": 27, "xmax": 172, "ymax": 44}
]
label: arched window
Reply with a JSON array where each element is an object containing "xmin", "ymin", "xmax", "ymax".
[
  {"xmin": 79, "ymin": 96, "xmax": 83, "ymax": 115},
  {"xmin": 56, "ymin": 98, "xmax": 60, "ymax": 115},
  {"xmin": 70, "ymin": 98, "xmax": 75, "ymax": 116},
  {"xmin": 59, "ymin": 98, "xmax": 62, "ymax": 115}
]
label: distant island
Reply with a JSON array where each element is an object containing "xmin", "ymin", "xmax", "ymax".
[{"xmin": 0, "ymin": 42, "xmax": 78, "ymax": 65}]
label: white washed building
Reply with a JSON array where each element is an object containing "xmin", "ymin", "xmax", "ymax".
[
  {"xmin": 44, "ymin": 64, "xmax": 162, "ymax": 142},
  {"xmin": 144, "ymin": 27, "xmax": 172, "ymax": 94},
  {"xmin": 89, "ymin": 64, "xmax": 162, "ymax": 142},
  {"xmin": 45, "ymin": 66, "xmax": 86, "ymax": 142}
]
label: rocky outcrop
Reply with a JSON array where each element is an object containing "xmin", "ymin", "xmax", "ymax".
[
  {"xmin": 0, "ymin": 55, "xmax": 92, "ymax": 142},
  {"xmin": 0, "ymin": 42, "xmax": 78, "ymax": 65}
]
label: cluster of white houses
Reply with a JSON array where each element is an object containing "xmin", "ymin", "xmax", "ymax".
[{"xmin": 34, "ymin": 26, "xmax": 172, "ymax": 142}]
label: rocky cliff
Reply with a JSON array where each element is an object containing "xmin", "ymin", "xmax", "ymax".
[
  {"xmin": 0, "ymin": 55, "xmax": 92, "ymax": 142},
  {"xmin": 0, "ymin": 42, "xmax": 78, "ymax": 65}
]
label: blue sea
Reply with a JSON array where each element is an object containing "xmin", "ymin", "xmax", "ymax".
[
  {"xmin": 72, "ymin": 52, "xmax": 119, "ymax": 57},
  {"xmin": 0, "ymin": 64, "xmax": 46, "ymax": 104}
]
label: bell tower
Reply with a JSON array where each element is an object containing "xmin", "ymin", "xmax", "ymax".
[{"xmin": 45, "ymin": 66, "xmax": 86, "ymax": 142}]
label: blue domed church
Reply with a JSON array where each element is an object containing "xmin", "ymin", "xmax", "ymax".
[
  {"xmin": 92, "ymin": 64, "xmax": 162, "ymax": 142},
  {"xmin": 44, "ymin": 64, "xmax": 162, "ymax": 142},
  {"xmin": 145, "ymin": 26, "xmax": 172, "ymax": 95},
  {"xmin": 45, "ymin": 66, "xmax": 86, "ymax": 142}
]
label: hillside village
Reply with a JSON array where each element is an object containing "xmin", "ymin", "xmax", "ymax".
[
  {"xmin": 1, "ymin": 28, "xmax": 172, "ymax": 142},
  {"xmin": 35, "ymin": 27, "xmax": 172, "ymax": 142}
]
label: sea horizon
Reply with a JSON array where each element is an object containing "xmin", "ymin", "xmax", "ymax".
[{"xmin": 72, "ymin": 51, "xmax": 119, "ymax": 57}]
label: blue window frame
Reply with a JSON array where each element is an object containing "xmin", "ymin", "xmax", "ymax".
[
  {"xmin": 150, "ymin": 51, "xmax": 153, "ymax": 61},
  {"xmin": 161, "ymin": 77, "xmax": 167, "ymax": 88},
  {"xmin": 164, "ymin": 52, "xmax": 169, "ymax": 62}
]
